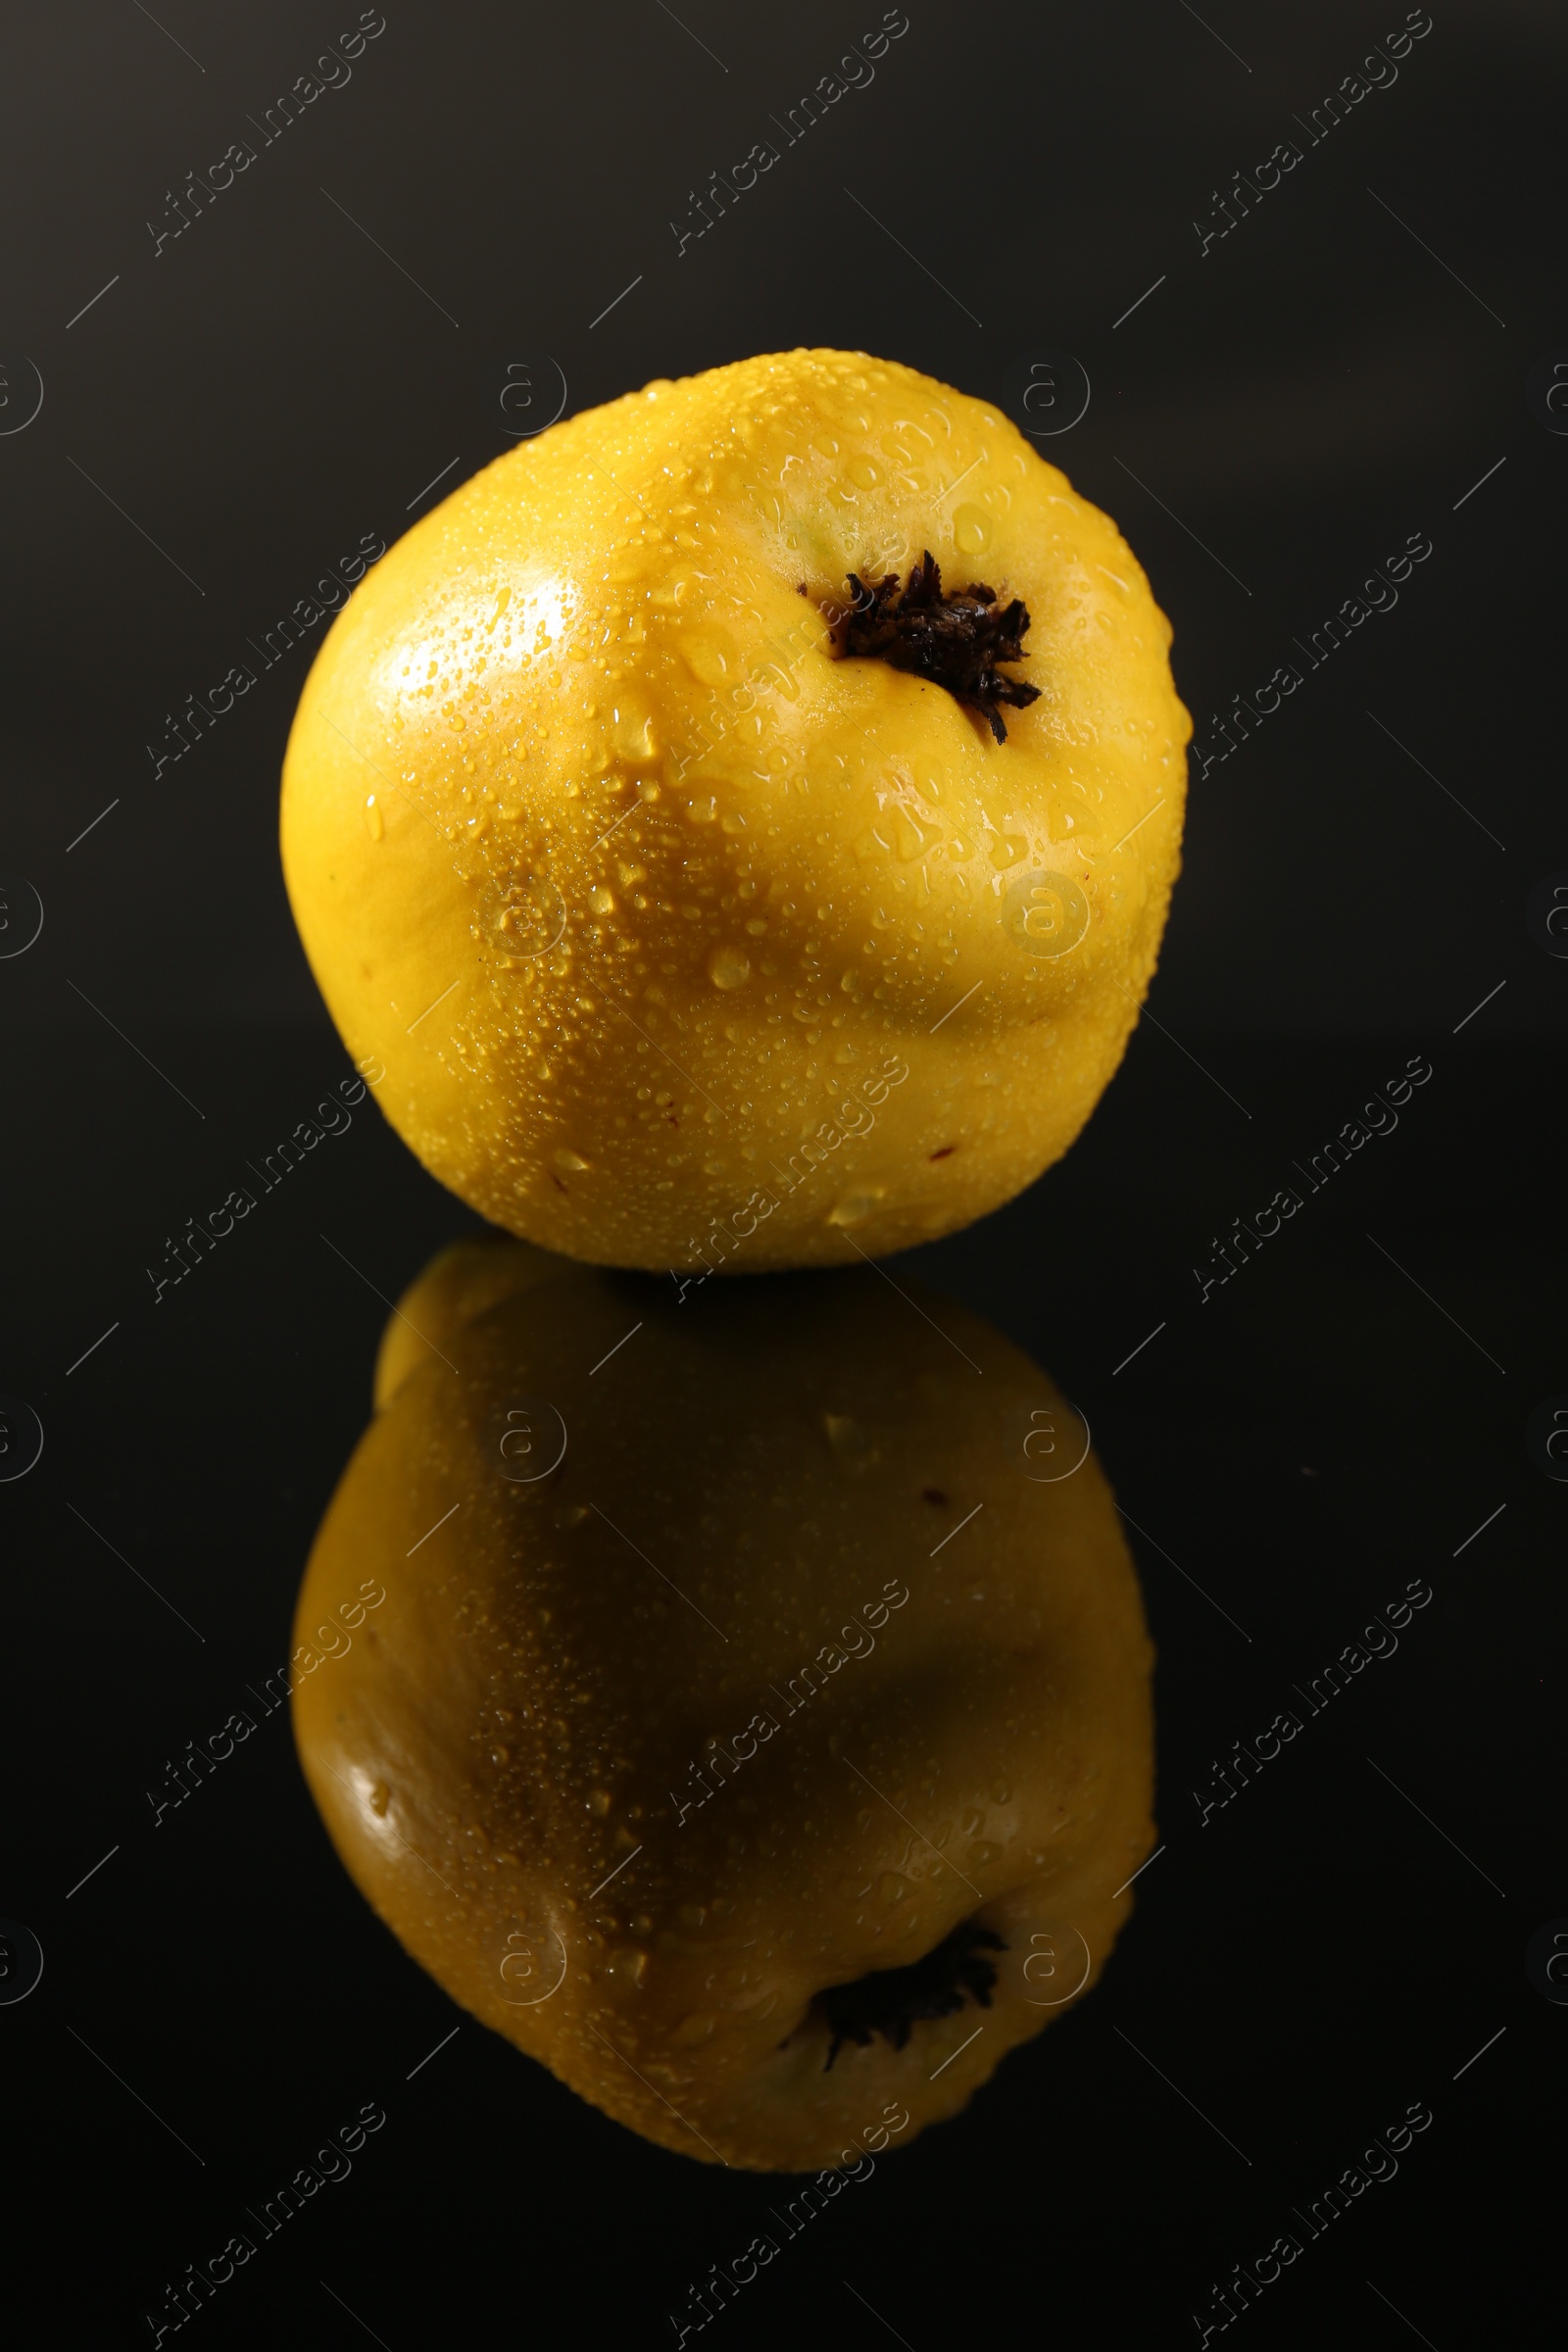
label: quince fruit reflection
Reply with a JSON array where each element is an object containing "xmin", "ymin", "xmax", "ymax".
[
  {"xmin": 293, "ymin": 1235, "xmax": 1155, "ymax": 2171},
  {"xmin": 280, "ymin": 350, "xmax": 1188, "ymax": 1271}
]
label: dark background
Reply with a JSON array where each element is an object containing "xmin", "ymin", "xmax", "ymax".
[{"xmin": 2, "ymin": 1, "xmax": 1561, "ymax": 2344}]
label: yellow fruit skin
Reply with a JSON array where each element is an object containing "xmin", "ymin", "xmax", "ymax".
[
  {"xmin": 292, "ymin": 1240, "xmax": 1155, "ymax": 2172},
  {"xmin": 280, "ymin": 349, "xmax": 1189, "ymax": 1272}
]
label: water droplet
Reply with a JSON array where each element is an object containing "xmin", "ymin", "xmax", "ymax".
[
  {"xmin": 954, "ymin": 502, "xmax": 992, "ymax": 557},
  {"xmin": 368, "ymin": 1781, "xmax": 390, "ymax": 1817},
  {"xmin": 554, "ymin": 1147, "xmax": 591, "ymax": 1172},
  {"xmin": 827, "ymin": 1189, "xmax": 885, "ymax": 1227},
  {"xmin": 490, "ymin": 1744, "xmax": 511, "ymax": 1767},
  {"xmin": 674, "ymin": 2011, "xmax": 716, "ymax": 2045},
  {"xmin": 677, "ymin": 630, "xmax": 733, "ymax": 686},
  {"xmin": 588, "ymin": 1788, "xmax": 612, "ymax": 1817},
  {"xmin": 612, "ymin": 707, "xmax": 659, "ymax": 762},
  {"xmin": 707, "ymin": 944, "xmax": 751, "ymax": 990},
  {"xmin": 363, "ymin": 795, "xmax": 384, "ymax": 841}
]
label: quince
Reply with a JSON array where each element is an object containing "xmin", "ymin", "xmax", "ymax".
[
  {"xmin": 280, "ymin": 350, "xmax": 1188, "ymax": 1271},
  {"xmin": 292, "ymin": 1235, "xmax": 1155, "ymax": 2171}
]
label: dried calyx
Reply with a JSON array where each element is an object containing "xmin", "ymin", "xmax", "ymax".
[
  {"xmin": 834, "ymin": 551, "xmax": 1041, "ymax": 743},
  {"xmin": 813, "ymin": 1917, "xmax": 1006, "ymax": 2071}
]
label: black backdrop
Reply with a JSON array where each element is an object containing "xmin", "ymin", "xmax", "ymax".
[{"xmin": 2, "ymin": 3, "xmax": 1561, "ymax": 2345}]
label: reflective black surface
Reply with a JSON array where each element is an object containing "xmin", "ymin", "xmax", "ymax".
[
  {"xmin": 3, "ymin": 1, "xmax": 1562, "ymax": 2343},
  {"xmin": 5, "ymin": 1020, "xmax": 1560, "ymax": 2344}
]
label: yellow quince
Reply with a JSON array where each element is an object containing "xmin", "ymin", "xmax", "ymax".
[{"xmin": 280, "ymin": 350, "xmax": 1188, "ymax": 1270}]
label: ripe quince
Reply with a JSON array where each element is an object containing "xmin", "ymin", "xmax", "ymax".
[
  {"xmin": 292, "ymin": 1234, "xmax": 1155, "ymax": 2171},
  {"xmin": 280, "ymin": 350, "xmax": 1188, "ymax": 1271}
]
